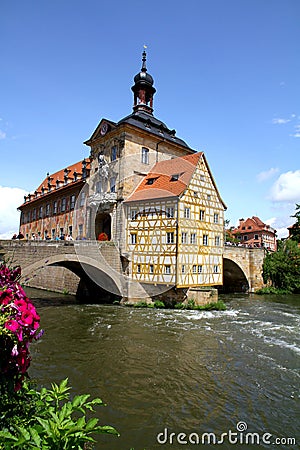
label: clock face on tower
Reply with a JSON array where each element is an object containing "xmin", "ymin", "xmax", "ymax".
[{"xmin": 100, "ymin": 123, "xmax": 108, "ymax": 136}]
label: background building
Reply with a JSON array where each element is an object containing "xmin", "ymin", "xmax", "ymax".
[{"xmin": 232, "ymin": 216, "xmax": 277, "ymax": 251}]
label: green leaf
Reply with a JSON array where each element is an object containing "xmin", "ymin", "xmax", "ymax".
[
  {"xmin": 29, "ymin": 428, "xmax": 42, "ymax": 447},
  {"xmin": 94, "ymin": 425, "xmax": 120, "ymax": 436},
  {"xmin": 72, "ymin": 394, "xmax": 90, "ymax": 408},
  {"xmin": 0, "ymin": 430, "xmax": 18, "ymax": 441},
  {"xmin": 77, "ymin": 416, "xmax": 86, "ymax": 428},
  {"xmin": 36, "ymin": 417, "xmax": 52, "ymax": 434},
  {"xmin": 85, "ymin": 417, "xmax": 98, "ymax": 431}
]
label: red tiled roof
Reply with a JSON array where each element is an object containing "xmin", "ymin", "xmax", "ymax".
[
  {"xmin": 20, "ymin": 159, "xmax": 90, "ymax": 207},
  {"xmin": 232, "ymin": 216, "xmax": 276, "ymax": 234},
  {"xmin": 125, "ymin": 153, "xmax": 202, "ymax": 202},
  {"xmin": 36, "ymin": 160, "xmax": 90, "ymax": 192}
]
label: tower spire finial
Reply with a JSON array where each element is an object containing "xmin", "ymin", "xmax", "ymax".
[
  {"xmin": 142, "ymin": 45, "xmax": 147, "ymax": 72},
  {"xmin": 132, "ymin": 47, "xmax": 156, "ymax": 114}
]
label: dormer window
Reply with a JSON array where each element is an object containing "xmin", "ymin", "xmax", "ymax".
[
  {"xmin": 73, "ymin": 170, "xmax": 77, "ymax": 182},
  {"xmin": 64, "ymin": 168, "xmax": 69, "ymax": 185},
  {"xmin": 41, "ymin": 187, "xmax": 45, "ymax": 195},
  {"xmin": 56, "ymin": 180, "xmax": 60, "ymax": 189},
  {"xmin": 146, "ymin": 177, "xmax": 158, "ymax": 185}
]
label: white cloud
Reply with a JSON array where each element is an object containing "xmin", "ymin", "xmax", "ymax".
[
  {"xmin": 270, "ymin": 170, "xmax": 300, "ymax": 203},
  {"xmin": 265, "ymin": 215, "xmax": 293, "ymax": 240},
  {"xmin": 256, "ymin": 167, "xmax": 279, "ymax": 183},
  {"xmin": 265, "ymin": 217, "xmax": 287, "ymax": 239},
  {"xmin": 0, "ymin": 130, "xmax": 6, "ymax": 140},
  {"xmin": 0, "ymin": 186, "xmax": 27, "ymax": 239},
  {"xmin": 290, "ymin": 124, "xmax": 300, "ymax": 138},
  {"xmin": 272, "ymin": 118, "xmax": 290, "ymax": 125},
  {"xmin": 265, "ymin": 217, "xmax": 276, "ymax": 227}
]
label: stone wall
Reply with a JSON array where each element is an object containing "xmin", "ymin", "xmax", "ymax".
[{"xmin": 223, "ymin": 246, "xmax": 265, "ymax": 292}]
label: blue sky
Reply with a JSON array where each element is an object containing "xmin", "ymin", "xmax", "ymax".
[{"xmin": 1, "ymin": 0, "xmax": 299, "ymax": 238}]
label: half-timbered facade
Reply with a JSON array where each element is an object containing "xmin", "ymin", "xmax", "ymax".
[{"xmin": 125, "ymin": 153, "xmax": 226, "ymax": 288}]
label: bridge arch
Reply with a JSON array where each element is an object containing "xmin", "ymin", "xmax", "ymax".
[
  {"xmin": 222, "ymin": 257, "xmax": 249, "ymax": 293},
  {"xmin": 21, "ymin": 254, "xmax": 123, "ymax": 302}
]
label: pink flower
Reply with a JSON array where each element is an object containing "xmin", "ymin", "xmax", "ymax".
[
  {"xmin": 0, "ymin": 289, "xmax": 14, "ymax": 306},
  {"xmin": 5, "ymin": 319, "xmax": 20, "ymax": 332},
  {"xmin": 14, "ymin": 299, "xmax": 28, "ymax": 311},
  {"xmin": 21, "ymin": 310, "xmax": 34, "ymax": 326}
]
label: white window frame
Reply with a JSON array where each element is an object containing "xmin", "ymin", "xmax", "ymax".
[
  {"xmin": 79, "ymin": 192, "xmax": 85, "ymax": 207},
  {"xmin": 181, "ymin": 232, "xmax": 187, "ymax": 244},
  {"xmin": 141, "ymin": 147, "xmax": 149, "ymax": 164},
  {"xmin": 61, "ymin": 197, "xmax": 66, "ymax": 212},
  {"xmin": 166, "ymin": 232, "xmax": 174, "ymax": 244},
  {"xmin": 166, "ymin": 207, "xmax": 174, "ymax": 218},
  {"xmin": 190, "ymin": 233, "xmax": 196, "ymax": 244},
  {"xmin": 184, "ymin": 207, "xmax": 190, "ymax": 219},
  {"xmin": 131, "ymin": 209, "xmax": 137, "ymax": 220},
  {"xmin": 130, "ymin": 233, "xmax": 137, "ymax": 244}
]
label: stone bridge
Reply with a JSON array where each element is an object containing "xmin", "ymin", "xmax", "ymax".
[
  {"xmin": 0, "ymin": 240, "xmax": 266, "ymax": 300},
  {"xmin": 223, "ymin": 245, "xmax": 265, "ymax": 293}
]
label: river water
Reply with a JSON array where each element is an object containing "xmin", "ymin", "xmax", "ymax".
[{"xmin": 26, "ymin": 288, "xmax": 299, "ymax": 450}]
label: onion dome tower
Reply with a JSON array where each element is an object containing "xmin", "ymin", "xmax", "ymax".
[{"xmin": 131, "ymin": 50, "xmax": 156, "ymax": 115}]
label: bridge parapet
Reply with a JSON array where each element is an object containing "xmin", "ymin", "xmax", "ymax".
[
  {"xmin": 0, "ymin": 240, "xmax": 124, "ymax": 297},
  {"xmin": 0, "ymin": 240, "xmax": 267, "ymax": 296}
]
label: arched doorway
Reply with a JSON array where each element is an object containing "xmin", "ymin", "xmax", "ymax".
[
  {"xmin": 95, "ymin": 213, "xmax": 111, "ymax": 240},
  {"xmin": 222, "ymin": 258, "xmax": 249, "ymax": 293}
]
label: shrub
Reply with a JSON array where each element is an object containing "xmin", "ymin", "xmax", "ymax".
[
  {"xmin": 174, "ymin": 300, "xmax": 226, "ymax": 311},
  {"xmin": 153, "ymin": 301, "xmax": 165, "ymax": 309},
  {"xmin": 0, "ymin": 379, "xmax": 119, "ymax": 449},
  {"xmin": 133, "ymin": 301, "xmax": 150, "ymax": 308},
  {"xmin": 255, "ymin": 286, "xmax": 292, "ymax": 295}
]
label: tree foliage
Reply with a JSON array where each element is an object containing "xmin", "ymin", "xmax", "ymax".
[
  {"xmin": 262, "ymin": 239, "xmax": 300, "ymax": 292},
  {"xmin": 290, "ymin": 203, "xmax": 300, "ymax": 243}
]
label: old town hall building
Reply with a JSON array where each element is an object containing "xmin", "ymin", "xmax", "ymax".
[{"xmin": 19, "ymin": 51, "xmax": 226, "ymax": 293}]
